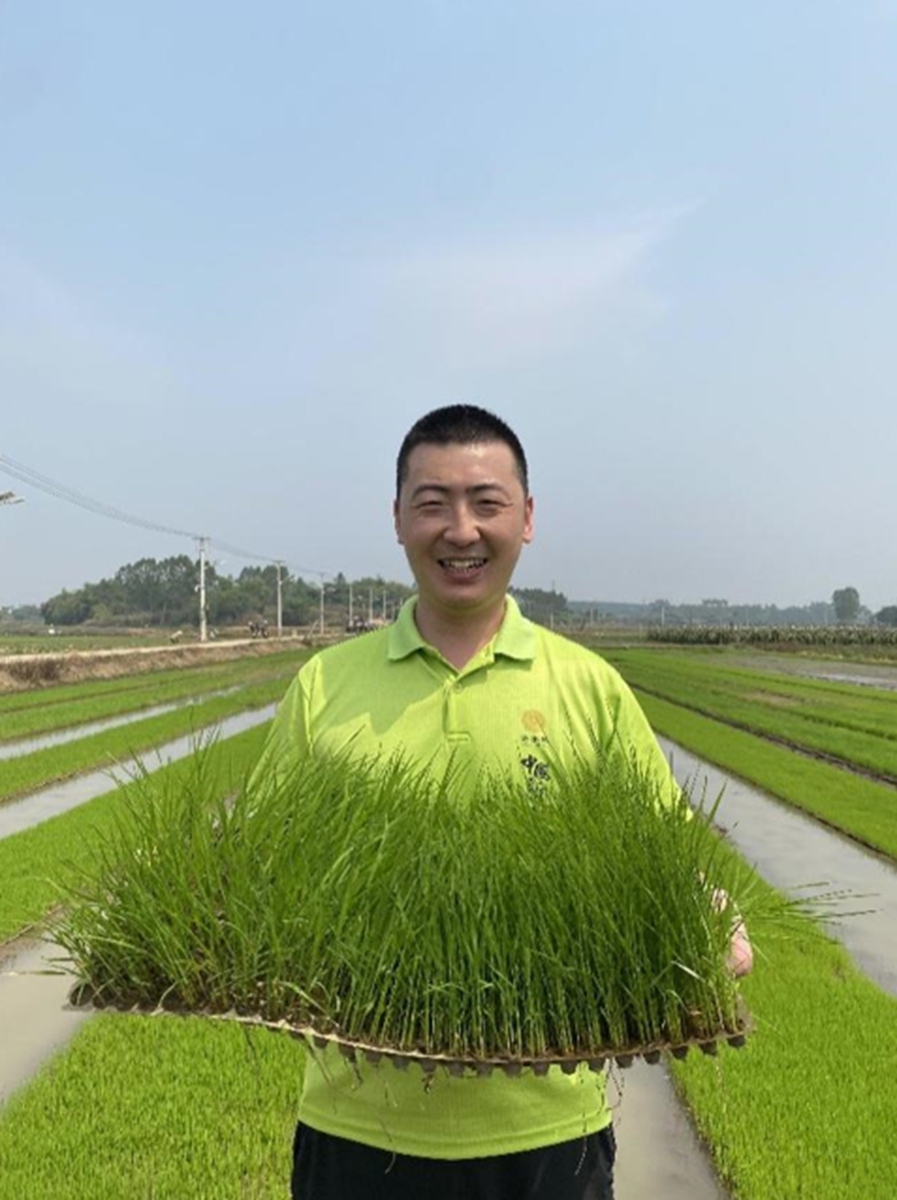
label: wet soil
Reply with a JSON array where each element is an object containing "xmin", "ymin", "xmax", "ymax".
[
  {"xmin": 613, "ymin": 1060, "xmax": 728, "ymax": 1199},
  {"xmin": 730, "ymin": 652, "xmax": 897, "ymax": 692}
]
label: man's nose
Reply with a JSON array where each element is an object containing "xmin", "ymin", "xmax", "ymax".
[{"xmin": 444, "ymin": 503, "xmax": 479, "ymax": 544}]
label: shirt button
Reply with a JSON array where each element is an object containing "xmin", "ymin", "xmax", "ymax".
[{"xmin": 453, "ymin": 683, "xmax": 463, "ymax": 693}]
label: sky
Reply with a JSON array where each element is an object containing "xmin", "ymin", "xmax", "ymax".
[{"xmin": 1, "ymin": 1, "xmax": 896, "ymax": 611}]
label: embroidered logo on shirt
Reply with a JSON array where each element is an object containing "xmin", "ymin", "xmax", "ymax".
[
  {"xmin": 521, "ymin": 709, "xmax": 547, "ymax": 734},
  {"xmin": 520, "ymin": 753, "xmax": 551, "ymax": 783}
]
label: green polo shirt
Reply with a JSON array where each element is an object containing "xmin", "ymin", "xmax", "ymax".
[{"xmin": 258, "ymin": 596, "xmax": 676, "ymax": 1160}]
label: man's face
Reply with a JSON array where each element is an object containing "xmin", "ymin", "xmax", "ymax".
[{"xmin": 394, "ymin": 440, "xmax": 534, "ymax": 623}]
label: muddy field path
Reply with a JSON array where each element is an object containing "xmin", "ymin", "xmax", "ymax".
[
  {"xmin": 0, "ymin": 939, "xmax": 90, "ymax": 1106},
  {"xmin": 0, "ymin": 706, "xmax": 276, "ymax": 840}
]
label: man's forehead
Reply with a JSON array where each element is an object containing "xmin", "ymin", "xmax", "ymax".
[{"xmin": 404, "ymin": 440, "xmax": 520, "ymax": 482}]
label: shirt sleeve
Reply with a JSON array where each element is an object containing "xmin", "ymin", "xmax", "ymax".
[
  {"xmin": 249, "ymin": 659, "xmax": 316, "ymax": 789},
  {"xmin": 601, "ymin": 670, "xmax": 681, "ymax": 808}
]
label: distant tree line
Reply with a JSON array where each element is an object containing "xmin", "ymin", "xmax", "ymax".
[
  {"xmin": 38, "ymin": 557, "xmax": 414, "ymax": 629},
  {"xmin": 641, "ymin": 588, "xmax": 897, "ymax": 646},
  {"xmin": 571, "ymin": 588, "xmax": 897, "ymax": 629},
  {"xmin": 569, "ymin": 597, "xmax": 839, "ymax": 627},
  {"xmin": 19, "ymin": 564, "xmax": 897, "ymax": 633},
  {"xmin": 509, "ymin": 586, "xmax": 569, "ymax": 624}
]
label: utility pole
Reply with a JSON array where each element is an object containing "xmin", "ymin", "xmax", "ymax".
[
  {"xmin": 318, "ymin": 574, "xmax": 326, "ymax": 635},
  {"xmin": 275, "ymin": 561, "xmax": 284, "ymax": 638},
  {"xmin": 368, "ymin": 587, "xmax": 374, "ymax": 624},
  {"xmin": 196, "ymin": 537, "xmax": 209, "ymax": 643},
  {"xmin": 382, "ymin": 588, "xmax": 388, "ymax": 621},
  {"xmin": 348, "ymin": 581, "xmax": 354, "ymax": 625}
]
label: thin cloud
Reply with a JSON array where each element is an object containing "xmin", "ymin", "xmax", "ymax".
[{"xmin": 370, "ymin": 208, "xmax": 694, "ymax": 365}]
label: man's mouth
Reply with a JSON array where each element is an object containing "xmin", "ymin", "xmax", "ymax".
[{"xmin": 439, "ymin": 558, "xmax": 487, "ymax": 573}]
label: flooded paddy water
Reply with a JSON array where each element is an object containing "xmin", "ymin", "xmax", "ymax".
[
  {"xmin": 612, "ymin": 1059, "xmax": 728, "ymax": 1198},
  {"xmin": 0, "ymin": 939, "xmax": 90, "ymax": 1105},
  {"xmin": 0, "ymin": 686, "xmax": 243, "ymax": 763},
  {"xmin": 731, "ymin": 652, "xmax": 897, "ymax": 693},
  {"xmin": 0, "ymin": 705, "xmax": 276, "ymax": 842},
  {"xmin": 660, "ymin": 738, "xmax": 897, "ymax": 997}
]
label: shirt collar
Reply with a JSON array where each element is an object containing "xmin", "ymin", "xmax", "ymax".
[{"xmin": 387, "ymin": 594, "xmax": 536, "ymax": 663}]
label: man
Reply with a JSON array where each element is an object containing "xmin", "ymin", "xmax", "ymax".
[{"xmin": 260, "ymin": 404, "xmax": 750, "ymax": 1199}]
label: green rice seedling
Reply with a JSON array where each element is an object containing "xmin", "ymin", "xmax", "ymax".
[
  {"xmin": 0, "ymin": 648, "xmax": 309, "ymax": 743},
  {"xmin": 636, "ymin": 690, "xmax": 897, "ymax": 859},
  {"xmin": 600, "ymin": 649, "xmax": 897, "ymax": 779},
  {"xmin": 0, "ymin": 675, "xmax": 289, "ymax": 806},
  {"xmin": 0, "ymin": 1014, "xmax": 304, "ymax": 1200},
  {"xmin": 669, "ymin": 867, "xmax": 897, "ymax": 1200},
  {"xmin": 56, "ymin": 745, "xmax": 812, "ymax": 1066},
  {"xmin": 0, "ymin": 725, "xmax": 270, "ymax": 946},
  {"xmin": 2, "ymin": 854, "xmax": 890, "ymax": 1199}
]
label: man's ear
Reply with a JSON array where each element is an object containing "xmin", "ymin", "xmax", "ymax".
[
  {"xmin": 522, "ymin": 495, "xmax": 535, "ymax": 545},
  {"xmin": 393, "ymin": 497, "xmax": 404, "ymax": 545}
]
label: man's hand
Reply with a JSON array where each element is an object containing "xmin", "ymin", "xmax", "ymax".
[
  {"xmin": 728, "ymin": 917, "xmax": 753, "ymax": 977},
  {"xmin": 708, "ymin": 882, "xmax": 754, "ymax": 977}
]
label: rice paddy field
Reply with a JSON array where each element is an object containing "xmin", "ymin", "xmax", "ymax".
[{"xmin": 2, "ymin": 638, "xmax": 897, "ymax": 1196}]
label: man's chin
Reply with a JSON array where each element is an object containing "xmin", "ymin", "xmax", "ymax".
[{"xmin": 425, "ymin": 587, "xmax": 507, "ymax": 619}]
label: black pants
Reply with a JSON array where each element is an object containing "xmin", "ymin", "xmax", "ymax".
[{"xmin": 291, "ymin": 1122, "xmax": 616, "ymax": 1199}]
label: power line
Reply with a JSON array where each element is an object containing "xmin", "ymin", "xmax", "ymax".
[
  {"xmin": 0, "ymin": 454, "xmax": 329, "ymax": 577},
  {"xmin": 0, "ymin": 454, "xmax": 199, "ymax": 539}
]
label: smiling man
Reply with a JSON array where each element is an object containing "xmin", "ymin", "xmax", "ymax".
[
  {"xmin": 260, "ymin": 405, "xmax": 745, "ymax": 1199},
  {"xmin": 393, "ymin": 419, "xmax": 534, "ymax": 668}
]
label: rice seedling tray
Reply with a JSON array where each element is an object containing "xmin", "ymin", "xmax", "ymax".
[{"xmin": 66, "ymin": 983, "xmax": 752, "ymax": 1076}]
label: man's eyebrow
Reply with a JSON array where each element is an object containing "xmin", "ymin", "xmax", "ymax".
[{"xmin": 410, "ymin": 482, "xmax": 512, "ymax": 500}]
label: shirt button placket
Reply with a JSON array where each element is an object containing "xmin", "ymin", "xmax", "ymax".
[{"xmin": 445, "ymin": 678, "xmax": 468, "ymax": 742}]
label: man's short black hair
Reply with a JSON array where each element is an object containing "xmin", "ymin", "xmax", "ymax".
[{"xmin": 396, "ymin": 405, "xmax": 529, "ymax": 498}]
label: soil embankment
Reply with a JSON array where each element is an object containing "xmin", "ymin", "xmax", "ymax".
[{"xmin": 0, "ymin": 636, "xmax": 324, "ymax": 695}]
